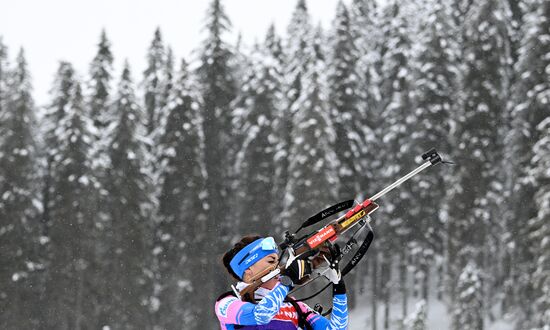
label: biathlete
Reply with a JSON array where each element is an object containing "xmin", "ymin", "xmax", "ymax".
[{"xmin": 214, "ymin": 235, "xmax": 349, "ymax": 329}]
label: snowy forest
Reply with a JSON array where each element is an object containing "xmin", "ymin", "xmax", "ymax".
[{"xmin": 0, "ymin": 0, "xmax": 549, "ymax": 329}]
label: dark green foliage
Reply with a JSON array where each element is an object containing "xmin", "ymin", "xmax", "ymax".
[
  {"xmin": 446, "ymin": 0, "xmax": 511, "ymax": 310},
  {"xmin": 154, "ymin": 59, "xmax": 206, "ymax": 329},
  {"xmin": 0, "ymin": 48, "xmax": 41, "ymax": 329},
  {"xmin": 195, "ymin": 0, "xmax": 237, "ymax": 327},
  {"xmin": 88, "ymin": 29, "xmax": 114, "ymax": 129},
  {"xmin": 452, "ymin": 263, "xmax": 484, "ymax": 330},
  {"xmin": 232, "ymin": 41, "xmax": 281, "ymax": 236},
  {"xmin": 408, "ymin": 0, "xmax": 459, "ymax": 301},
  {"xmin": 103, "ymin": 62, "xmax": 154, "ymax": 329},
  {"xmin": 507, "ymin": 0, "xmax": 550, "ymax": 326},
  {"xmin": 143, "ymin": 28, "xmax": 166, "ymax": 137},
  {"xmin": 42, "ymin": 61, "xmax": 99, "ymax": 329},
  {"xmin": 328, "ymin": 2, "xmax": 363, "ymax": 199},
  {"xmin": 282, "ymin": 30, "xmax": 338, "ymax": 230}
]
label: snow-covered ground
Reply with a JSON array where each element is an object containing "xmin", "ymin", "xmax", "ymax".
[{"xmin": 348, "ymin": 294, "xmax": 516, "ymax": 330}]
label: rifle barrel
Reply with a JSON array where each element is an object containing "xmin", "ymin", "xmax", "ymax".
[{"xmin": 369, "ymin": 160, "xmax": 433, "ymax": 202}]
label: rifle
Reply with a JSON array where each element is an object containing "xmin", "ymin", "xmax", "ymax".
[{"xmin": 239, "ymin": 148, "xmax": 444, "ymax": 302}]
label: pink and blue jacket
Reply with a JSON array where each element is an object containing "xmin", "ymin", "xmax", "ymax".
[{"xmin": 214, "ymin": 282, "xmax": 348, "ymax": 329}]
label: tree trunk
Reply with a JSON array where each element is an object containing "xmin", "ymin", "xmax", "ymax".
[
  {"xmin": 75, "ymin": 270, "xmax": 83, "ymax": 330},
  {"xmin": 371, "ymin": 252, "xmax": 378, "ymax": 330},
  {"xmin": 399, "ymin": 250, "xmax": 408, "ymax": 318},
  {"xmin": 382, "ymin": 255, "xmax": 392, "ymax": 330}
]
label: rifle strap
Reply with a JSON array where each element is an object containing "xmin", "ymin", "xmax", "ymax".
[
  {"xmin": 342, "ymin": 228, "xmax": 374, "ymax": 276},
  {"xmin": 286, "ymin": 296, "xmax": 314, "ymax": 330},
  {"xmin": 293, "ymin": 227, "xmax": 375, "ymax": 303}
]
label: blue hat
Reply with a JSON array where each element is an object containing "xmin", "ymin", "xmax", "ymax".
[{"xmin": 230, "ymin": 237, "xmax": 278, "ymax": 279}]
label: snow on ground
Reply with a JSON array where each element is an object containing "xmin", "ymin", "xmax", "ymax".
[{"xmin": 348, "ymin": 294, "xmax": 516, "ymax": 330}]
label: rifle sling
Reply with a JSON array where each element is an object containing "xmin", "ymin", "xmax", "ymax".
[{"xmin": 293, "ymin": 227, "xmax": 375, "ymax": 303}]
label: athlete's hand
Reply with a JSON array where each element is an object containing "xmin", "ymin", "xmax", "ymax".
[{"xmin": 282, "ymin": 258, "xmax": 312, "ymax": 285}]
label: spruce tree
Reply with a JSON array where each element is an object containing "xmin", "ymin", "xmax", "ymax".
[
  {"xmin": 274, "ymin": 0, "xmax": 314, "ymax": 219},
  {"xmin": 452, "ymin": 263, "xmax": 484, "ymax": 330},
  {"xmin": 158, "ymin": 46, "xmax": 174, "ymax": 127},
  {"xmin": 265, "ymin": 24, "xmax": 285, "ymax": 69},
  {"xmin": 143, "ymin": 27, "xmax": 166, "ymax": 137},
  {"xmin": 104, "ymin": 62, "xmax": 154, "ymax": 329},
  {"xmin": 0, "ymin": 48, "xmax": 41, "ymax": 329},
  {"xmin": 42, "ymin": 62, "xmax": 98, "ymax": 329},
  {"xmin": 282, "ymin": 28, "xmax": 338, "ymax": 233},
  {"xmin": 285, "ymin": 0, "xmax": 313, "ymax": 109},
  {"xmin": 232, "ymin": 40, "xmax": 281, "ymax": 236},
  {"xmin": 0, "ymin": 37, "xmax": 9, "ymax": 194},
  {"xmin": 527, "ymin": 117, "xmax": 550, "ymax": 329},
  {"xmin": 403, "ymin": 300, "xmax": 427, "ymax": 330},
  {"xmin": 350, "ymin": 0, "xmax": 383, "ymax": 125},
  {"xmin": 155, "ymin": 58, "xmax": 206, "ymax": 329},
  {"xmin": 327, "ymin": 1, "xmax": 365, "ymax": 200},
  {"xmin": 262, "ymin": 25, "xmax": 287, "ymax": 236},
  {"xmin": 84, "ymin": 29, "xmax": 118, "ymax": 328},
  {"xmin": 408, "ymin": 0, "xmax": 459, "ymax": 302},
  {"xmin": 327, "ymin": 1, "xmax": 378, "ymax": 309},
  {"xmin": 0, "ymin": 37, "xmax": 8, "ymax": 124},
  {"xmin": 446, "ymin": 0, "xmax": 511, "ymax": 309},
  {"xmin": 506, "ymin": 0, "xmax": 550, "ymax": 326},
  {"xmin": 348, "ymin": 1, "xmax": 384, "ymax": 319},
  {"xmin": 376, "ymin": 2, "xmax": 417, "ymax": 321},
  {"xmin": 88, "ymin": 29, "xmax": 114, "ymax": 130},
  {"xmin": 195, "ymin": 1, "xmax": 237, "ymax": 326}
]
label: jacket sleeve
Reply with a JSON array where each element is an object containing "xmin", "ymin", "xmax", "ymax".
[
  {"xmin": 299, "ymin": 294, "xmax": 349, "ymax": 330},
  {"xmin": 215, "ymin": 283, "xmax": 290, "ymax": 326}
]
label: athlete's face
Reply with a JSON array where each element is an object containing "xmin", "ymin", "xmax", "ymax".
[{"xmin": 243, "ymin": 253, "xmax": 279, "ymax": 289}]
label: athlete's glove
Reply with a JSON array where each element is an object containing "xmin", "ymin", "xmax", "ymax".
[
  {"xmin": 314, "ymin": 257, "xmax": 342, "ymax": 284},
  {"xmin": 282, "ymin": 258, "xmax": 312, "ymax": 286},
  {"xmin": 333, "ymin": 278, "xmax": 346, "ymax": 295},
  {"xmin": 311, "ymin": 245, "xmax": 342, "ymax": 285}
]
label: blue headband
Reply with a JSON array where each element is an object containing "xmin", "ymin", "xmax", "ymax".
[{"xmin": 230, "ymin": 237, "xmax": 278, "ymax": 279}]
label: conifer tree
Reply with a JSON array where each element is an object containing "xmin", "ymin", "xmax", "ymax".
[
  {"xmin": 507, "ymin": 0, "xmax": 550, "ymax": 325},
  {"xmin": 452, "ymin": 263, "xmax": 484, "ymax": 330},
  {"xmin": 88, "ymin": 29, "xmax": 114, "ymax": 130},
  {"xmin": 195, "ymin": 2, "xmax": 237, "ymax": 325},
  {"xmin": 326, "ymin": 1, "xmax": 378, "ymax": 308},
  {"xmin": 265, "ymin": 24, "xmax": 285, "ymax": 69},
  {"xmin": 232, "ymin": 41, "xmax": 281, "ymax": 236},
  {"xmin": 376, "ymin": 2, "xmax": 417, "ymax": 321},
  {"xmin": 0, "ymin": 38, "xmax": 8, "ymax": 122},
  {"xmin": 143, "ymin": 28, "xmax": 166, "ymax": 137},
  {"xmin": 446, "ymin": 0, "xmax": 511, "ymax": 308},
  {"xmin": 328, "ymin": 2, "xmax": 365, "ymax": 200},
  {"xmin": 83, "ymin": 30, "xmax": 118, "ymax": 328},
  {"xmin": 0, "ymin": 48, "xmax": 41, "ymax": 329},
  {"xmin": 155, "ymin": 58, "xmax": 206, "ymax": 329},
  {"xmin": 350, "ymin": 0, "xmax": 383, "ymax": 124},
  {"xmin": 285, "ymin": 0, "xmax": 313, "ymax": 109},
  {"xmin": 527, "ymin": 117, "xmax": 550, "ymax": 329},
  {"xmin": 158, "ymin": 46, "xmax": 174, "ymax": 123},
  {"xmin": 0, "ymin": 38, "xmax": 9, "ymax": 202},
  {"xmin": 42, "ymin": 62, "xmax": 98, "ymax": 329},
  {"xmin": 274, "ymin": 0, "xmax": 314, "ymax": 218},
  {"xmin": 348, "ymin": 1, "xmax": 384, "ymax": 318},
  {"xmin": 261, "ymin": 25, "xmax": 288, "ymax": 235},
  {"xmin": 282, "ymin": 28, "xmax": 338, "ymax": 232},
  {"xmin": 403, "ymin": 300, "xmax": 427, "ymax": 330},
  {"xmin": 408, "ymin": 0, "xmax": 459, "ymax": 302},
  {"xmin": 104, "ymin": 62, "xmax": 154, "ymax": 328}
]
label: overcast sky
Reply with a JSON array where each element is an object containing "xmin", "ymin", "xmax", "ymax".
[{"xmin": 1, "ymin": 0, "xmax": 351, "ymax": 106}]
